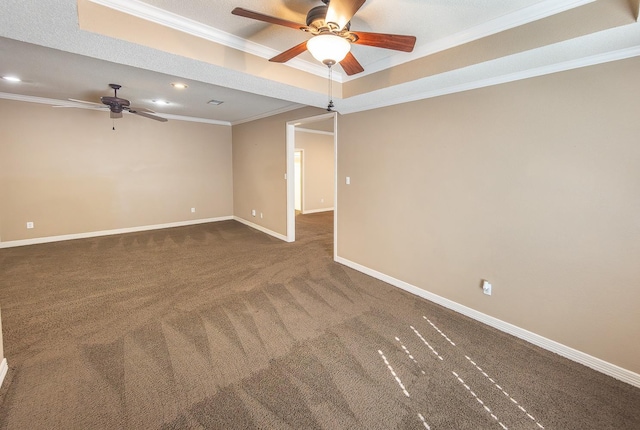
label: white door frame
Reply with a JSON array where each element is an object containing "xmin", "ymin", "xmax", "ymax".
[
  {"xmin": 285, "ymin": 112, "xmax": 337, "ymax": 258},
  {"xmin": 294, "ymin": 149, "xmax": 304, "ymax": 213}
]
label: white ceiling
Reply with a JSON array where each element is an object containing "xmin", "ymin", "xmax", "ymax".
[
  {"xmin": 133, "ymin": 0, "xmax": 549, "ymax": 70},
  {"xmin": 0, "ymin": 0, "xmax": 639, "ymax": 125}
]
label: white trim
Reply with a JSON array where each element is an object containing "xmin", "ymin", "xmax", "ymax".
[
  {"xmin": 302, "ymin": 207, "xmax": 334, "ymax": 214},
  {"xmin": 286, "ymin": 112, "xmax": 337, "ymax": 243},
  {"xmin": 89, "ymin": 0, "xmax": 274, "ymax": 58},
  {"xmin": 89, "ymin": 0, "xmax": 334, "ymax": 81},
  {"xmin": 295, "ymin": 148, "xmax": 305, "ymax": 214},
  {"xmin": 341, "ymin": 0, "xmax": 596, "ymax": 81},
  {"xmin": 333, "ymin": 113, "xmax": 338, "ymax": 262},
  {"xmin": 335, "ymin": 256, "xmax": 640, "ymax": 389},
  {"xmin": 295, "ymin": 128, "xmax": 334, "ymax": 136},
  {"xmin": 289, "ymin": 112, "xmax": 337, "ymax": 126},
  {"xmin": 232, "ymin": 217, "xmax": 289, "ymax": 242},
  {"xmin": 90, "ymin": 0, "xmax": 593, "ymax": 84},
  {"xmin": 0, "ymin": 92, "xmax": 76, "ymax": 106},
  {"xmin": 231, "ymin": 104, "xmax": 304, "ymax": 126},
  {"xmin": 151, "ymin": 113, "xmax": 230, "ymax": 126},
  {"xmin": 0, "ymin": 93, "xmax": 233, "ymax": 125},
  {"xmin": 0, "ymin": 358, "xmax": 7, "ymax": 389},
  {"xmin": 286, "ymin": 123, "xmax": 296, "ymax": 242},
  {"xmin": 339, "ymin": 45, "xmax": 640, "ymax": 115},
  {"xmin": 0, "ymin": 217, "xmax": 233, "ymax": 248},
  {"xmin": 0, "ymin": 92, "xmax": 302, "ymax": 127}
]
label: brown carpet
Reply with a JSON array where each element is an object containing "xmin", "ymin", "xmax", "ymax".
[{"xmin": 0, "ymin": 212, "xmax": 639, "ymax": 429}]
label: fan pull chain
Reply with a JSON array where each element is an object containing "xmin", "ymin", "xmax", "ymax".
[{"xmin": 327, "ymin": 65, "xmax": 334, "ymax": 112}]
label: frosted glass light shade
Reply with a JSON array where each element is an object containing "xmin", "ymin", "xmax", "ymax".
[{"xmin": 307, "ymin": 34, "xmax": 351, "ymax": 66}]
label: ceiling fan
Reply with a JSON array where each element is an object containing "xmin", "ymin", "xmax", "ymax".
[
  {"xmin": 232, "ymin": 0, "xmax": 416, "ymax": 75},
  {"xmin": 57, "ymin": 84, "xmax": 168, "ymax": 122}
]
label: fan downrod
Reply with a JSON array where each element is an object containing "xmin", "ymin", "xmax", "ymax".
[{"xmin": 108, "ymin": 83, "xmax": 121, "ymax": 95}]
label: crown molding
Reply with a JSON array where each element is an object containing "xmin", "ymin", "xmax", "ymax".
[
  {"xmin": 154, "ymin": 113, "xmax": 230, "ymax": 126},
  {"xmin": 0, "ymin": 92, "xmax": 75, "ymax": 106},
  {"xmin": 5, "ymin": 44, "xmax": 639, "ymax": 124},
  {"xmin": 0, "ymin": 92, "xmax": 232, "ymax": 125},
  {"xmin": 88, "ymin": 0, "xmax": 342, "ymax": 82},
  {"xmin": 342, "ymin": 0, "xmax": 596, "ymax": 81},
  {"xmin": 89, "ymin": 0, "xmax": 594, "ymax": 85},
  {"xmin": 339, "ymin": 45, "xmax": 640, "ymax": 115},
  {"xmin": 230, "ymin": 103, "xmax": 305, "ymax": 126}
]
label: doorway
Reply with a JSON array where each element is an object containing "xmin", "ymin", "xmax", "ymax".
[{"xmin": 285, "ymin": 112, "xmax": 337, "ymax": 258}]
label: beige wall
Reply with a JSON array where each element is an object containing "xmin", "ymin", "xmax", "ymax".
[
  {"xmin": 0, "ymin": 99, "xmax": 233, "ymax": 243},
  {"xmin": 232, "ymin": 107, "xmax": 325, "ymax": 235},
  {"xmin": 337, "ymin": 57, "xmax": 640, "ymax": 374},
  {"xmin": 295, "ymin": 130, "xmax": 334, "ymax": 213}
]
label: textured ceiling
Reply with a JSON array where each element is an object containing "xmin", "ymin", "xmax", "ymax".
[
  {"xmin": 0, "ymin": 0, "xmax": 639, "ymax": 125},
  {"xmin": 135, "ymin": 0, "xmax": 549, "ymax": 69}
]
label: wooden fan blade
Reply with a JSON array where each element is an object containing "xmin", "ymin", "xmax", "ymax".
[
  {"xmin": 326, "ymin": 0, "xmax": 366, "ymax": 30},
  {"xmin": 231, "ymin": 7, "xmax": 305, "ymax": 31},
  {"xmin": 351, "ymin": 31, "xmax": 416, "ymax": 52},
  {"xmin": 340, "ymin": 51, "xmax": 364, "ymax": 76},
  {"xmin": 269, "ymin": 41, "xmax": 309, "ymax": 63}
]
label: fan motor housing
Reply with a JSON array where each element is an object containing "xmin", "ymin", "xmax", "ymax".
[
  {"xmin": 306, "ymin": 5, "xmax": 350, "ymax": 33},
  {"xmin": 306, "ymin": 5, "xmax": 327, "ymax": 29},
  {"xmin": 101, "ymin": 96, "xmax": 130, "ymax": 113}
]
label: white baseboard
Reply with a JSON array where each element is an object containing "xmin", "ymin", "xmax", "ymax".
[
  {"xmin": 0, "ymin": 358, "xmax": 7, "ymax": 389},
  {"xmin": 233, "ymin": 217, "xmax": 289, "ymax": 242},
  {"xmin": 0, "ymin": 217, "xmax": 234, "ymax": 248},
  {"xmin": 302, "ymin": 207, "xmax": 334, "ymax": 214},
  {"xmin": 335, "ymin": 255, "xmax": 640, "ymax": 389}
]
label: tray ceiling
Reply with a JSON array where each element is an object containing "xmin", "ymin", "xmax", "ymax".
[{"xmin": 0, "ymin": 0, "xmax": 638, "ymax": 124}]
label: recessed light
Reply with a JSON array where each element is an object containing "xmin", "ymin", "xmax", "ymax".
[
  {"xmin": 2, "ymin": 76, "xmax": 21, "ymax": 82},
  {"xmin": 208, "ymin": 99, "xmax": 224, "ymax": 105},
  {"xmin": 171, "ymin": 82, "xmax": 188, "ymax": 89},
  {"xmin": 152, "ymin": 100, "xmax": 170, "ymax": 105}
]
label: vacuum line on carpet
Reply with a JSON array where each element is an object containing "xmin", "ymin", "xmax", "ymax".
[
  {"xmin": 465, "ymin": 355, "xmax": 545, "ymax": 429},
  {"xmin": 424, "ymin": 316, "xmax": 456, "ymax": 346},
  {"xmin": 452, "ymin": 371, "xmax": 509, "ymax": 430},
  {"xmin": 410, "ymin": 326, "xmax": 444, "ymax": 361},
  {"xmin": 378, "ymin": 349, "xmax": 411, "ymax": 397},
  {"xmin": 417, "ymin": 413, "xmax": 431, "ymax": 429},
  {"xmin": 395, "ymin": 336, "xmax": 426, "ymax": 375}
]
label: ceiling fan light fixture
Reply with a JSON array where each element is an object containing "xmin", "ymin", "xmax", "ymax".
[{"xmin": 307, "ymin": 34, "xmax": 350, "ymax": 66}]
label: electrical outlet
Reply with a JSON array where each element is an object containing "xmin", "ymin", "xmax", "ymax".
[
  {"xmin": 26, "ymin": 221, "xmax": 34, "ymax": 229},
  {"xmin": 191, "ymin": 207, "xmax": 196, "ymax": 213},
  {"xmin": 251, "ymin": 209, "xmax": 256, "ymax": 217},
  {"xmin": 482, "ymin": 280, "xmax": 492, "ymax": 296},
  {"xmin": 320, "ymin": 198, "xmax": 324, "ymax": 203}
]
